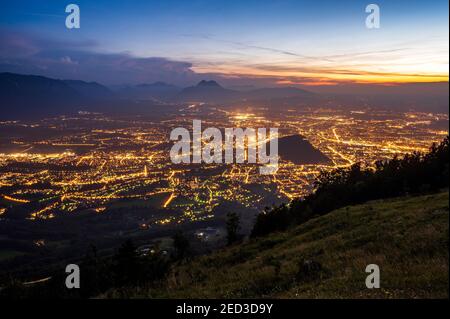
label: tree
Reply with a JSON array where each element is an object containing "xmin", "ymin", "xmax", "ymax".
[
  {"xmin": 226, "ymin": 212, "xmax": 240, "ymax": 245},
  {"xmin": 172, "ymin": 231, "xmax": 190, "ymax": 260},
  {"xmin": 251, "ymin": 137, "xmax": 450, "ymax": 238},
  {"xmin": 80, "ymin": 244, "xmax": 112, "ymax": 298},
  {"xmin": 113, "ymin": 239, "xmax": 140, "ymax": 286}
]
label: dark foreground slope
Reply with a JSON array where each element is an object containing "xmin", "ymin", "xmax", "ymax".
[{"xmin": 113, "ymin": 191, "xmax": 448, "ymax": 299}]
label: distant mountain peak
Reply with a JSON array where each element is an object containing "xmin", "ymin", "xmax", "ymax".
[{"xmin": 197, "ymin": 80, "xmax": 222, "ymax": 88}]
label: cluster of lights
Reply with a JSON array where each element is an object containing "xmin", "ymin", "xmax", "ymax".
[{"xmin": 0, "ymin": 110, "xmax": 446, "ymax": 223}]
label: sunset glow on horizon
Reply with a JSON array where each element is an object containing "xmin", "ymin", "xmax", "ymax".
[{"xmin": 0, "ymin": 0, "xmax": 448, "ymax": 87}]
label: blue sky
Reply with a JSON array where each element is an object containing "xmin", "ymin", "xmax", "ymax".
[{"xmin": 0, "ymin": 0, "xmax": 448, "ymax": 86}]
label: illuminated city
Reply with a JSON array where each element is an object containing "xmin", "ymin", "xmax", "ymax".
[
  {"xmin": 1, "ymin": 106, "xmax": 447, "ymax": 227},
  {"xmin": 0, "ymin": 0, "xmax": 448, "ymax": 301}
]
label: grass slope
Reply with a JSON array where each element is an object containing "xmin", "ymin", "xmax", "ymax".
[{"xmin": 116, "ymin": 191, "xmax": 449, "ymax": 299}]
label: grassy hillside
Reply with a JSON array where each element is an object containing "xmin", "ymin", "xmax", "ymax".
[{"xmin": 113, "ymin": 191, "xmax": 449, "ymax": 299}]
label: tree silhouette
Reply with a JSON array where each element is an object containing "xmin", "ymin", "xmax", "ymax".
[
  {"xmin": 113, "ymin": 239, "xmax": 140, "ymax": 286},
  {"xmin": 172, "ymin": 231, "xmax": 190, "ymax": 260},
  {"xmin": 252, "ymin": 137, "xmax": 449, "ymax": 237},
  {"xmin": 226, "ymin": 212, "xmax": 240, "ymax": 245}
]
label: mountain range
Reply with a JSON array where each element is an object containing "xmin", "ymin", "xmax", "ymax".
[
  {"xmin": 1, "ymin": 72, "xmax": 449, "ymax": 120},
  {"xmin": 0, "ymin": 73, "xmax": 317, "ymax": 119},
  {"xmin": 175, "ymin": 80, "xmax": 314, "ymax": 103},
  {"xmin": 0, "ymin": 73, "xmax": 116, "ymax": 118}
]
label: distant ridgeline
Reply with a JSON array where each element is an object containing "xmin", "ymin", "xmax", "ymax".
[
  {"xmin": 0, "ymin": 72, "xmax": 114, "ymax": 119},
  {"xmin": 251, "ymin": 137, "xmax": 450, "ymax": 237}
]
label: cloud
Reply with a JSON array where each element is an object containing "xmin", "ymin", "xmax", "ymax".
[
  {"xmin": 180, "ymin": 33, "xmax": 334, "ymax": 63},
  {"xmin": 0, "ymin": 29, "xmax": 98, "ymax": 58},
  {"xmin": 1, "ymin": 29, "xmax": 447, "ymax": 89},
  {"xmin": 60, "ymin": 56, "xmax": 78, "ymax": 65},
  {"xmin": 0, "ymin": 30, "xmax": 292, "ymax": 87},
  {"xmin": 0, "ymin": 29, "xmax": 200, "ymax": 85}
]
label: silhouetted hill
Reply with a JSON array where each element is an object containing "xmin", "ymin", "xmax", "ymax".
[
  {"xmin": 176, "ymin": 80, "xmax": 238, "ymax": 102},
  {"xmin": 0, "ymin": 73, "xmax": 122, "ymax": 119},
  {"xmin": 63, "ymin": 80, "xmax": 114, "ymax": 100},
  {"xmin": 175, "ymin": 80, "xmax": 315, "ymax": 104},
  {"xmin": 278, "ymin": 135, "xmax": 331, "ymax": 165},
  {"xmin": 197, "ymin": 80, "xmax": 222, "ymax": 88},
  {"xmin": 0, "ymin": 72, "xmax": 85, "ymax": 119}
]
